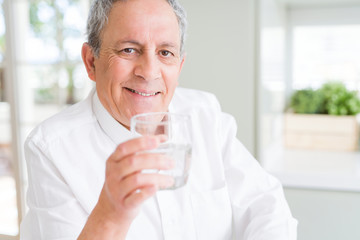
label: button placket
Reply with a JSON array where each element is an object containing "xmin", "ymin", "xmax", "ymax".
[{"xmin": 156, "ymin": 188, "xmax": 197, "ymax": 240}]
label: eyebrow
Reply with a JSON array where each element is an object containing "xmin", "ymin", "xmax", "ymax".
[
  {"xmin": 114, "ymin": 40, "xmax": 142, "ymax": 48},
  {"xmin": 114, "ymin": 39, "xmax": 179, "ymax": 50},
  {"xmin": 159, "ymin": 42, "xmax": 178, "ymax": 50}
]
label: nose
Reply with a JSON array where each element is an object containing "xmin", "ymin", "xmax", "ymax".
[{"xmin": 134, "ymin": 53, "xmax": 161, "ymax": 81}]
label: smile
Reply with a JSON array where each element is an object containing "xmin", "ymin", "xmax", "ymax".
[{"xmin": 125, "ymin": 87, "xmax": 160, "ymax": 97}]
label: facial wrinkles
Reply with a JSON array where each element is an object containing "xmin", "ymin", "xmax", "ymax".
[
  {"xmin": 94, "ymin": 50, "xmax": 119, "ymax": 114},
  {"xmin": 102, "ymin": 47, "xmax": 120, "ymax": 70}
]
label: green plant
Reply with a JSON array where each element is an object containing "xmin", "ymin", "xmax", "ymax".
[
  {"xmin": 290, "ymin": 88, "xmax": 324, "ymax": 114},
  {"xmin": 320, "ymin": 82, "xmax": 360, "ymax": 115},
  {"xmin": 289, "ymin": 82, "xmax": 360, "ymax": 116},
  {"xmin": 35, "ymin": 87, "xmax": 57, "ymax": 104}
]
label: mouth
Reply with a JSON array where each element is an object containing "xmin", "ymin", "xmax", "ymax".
[{"xmin": 124, "ymin": 87, "xmax": 161, "ymax": 97}]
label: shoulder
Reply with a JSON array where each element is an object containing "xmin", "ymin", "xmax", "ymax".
[
  {"xmin": 172, "ymin": 87, "xmax": 222, "ymax": 112},
  {"xmin": 26, "ymin": 93, "xmax": 96, "ymax": 148}
]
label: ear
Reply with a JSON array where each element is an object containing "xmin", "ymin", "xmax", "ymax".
[
  {"xmin": 175, "ymin": 55, "xmax": 186, "ymax": 87},
  {"xmin": 81, "ymin": 43, "xmax": 96, "ymax": 82},
  {"xmin": 179, "ymin": 53, "xmax": 186, "ymax": 73}
]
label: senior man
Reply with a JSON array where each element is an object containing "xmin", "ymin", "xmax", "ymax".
[{"xmin": 21, "ymin": 0, "xmax": 297, "ymax": 239}]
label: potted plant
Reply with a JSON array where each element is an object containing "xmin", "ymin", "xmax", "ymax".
[{"xmin": 284, "ymin": 82, "xmax": 360, "ymax": 151}]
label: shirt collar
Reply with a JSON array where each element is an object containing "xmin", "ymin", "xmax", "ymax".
[{"xmin": 92, "ymin": 91, "xmax": 133, "ymax": 144}]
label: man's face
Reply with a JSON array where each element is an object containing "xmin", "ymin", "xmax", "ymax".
[{"xmin": 88, "ymin": 0, "xmax": 184, "ymax": 128}]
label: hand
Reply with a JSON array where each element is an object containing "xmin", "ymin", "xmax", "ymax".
[
  {"xmin": 78, "ymin": 135, "xmax": 174, "ymax": 240},
  {"xmin": 102, "ymin": 135, "xmax": 174, "ymax": 221}
]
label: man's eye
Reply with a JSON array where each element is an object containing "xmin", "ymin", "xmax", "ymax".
[
  {"xmin": 160, "ymin": 50, "xmax": 173, "ymax": 57},
  {"xmin": 122, "ymin": 48, "xmax": 135, "ymax": 54}
]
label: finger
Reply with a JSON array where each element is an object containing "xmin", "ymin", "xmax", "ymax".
[
  {"xmin": 157, "ymin": 134, "xmax": 168, "ymax": 143},
  {"xmin": 123, "ymin": 185, "xmax": 157, "ymax": 209},
  {"xmin": 109, "ymin": 136, "xmax": 159, "ymax": 162},
  {"xmin": 120, "ymin": 173, "xmax": 174, "ymax": 198},
  {"xmin": 115, "ymin": 153, "xmax": 175, "ymax": 180}
]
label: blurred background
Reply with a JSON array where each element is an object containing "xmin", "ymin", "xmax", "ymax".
[{"xmin": 1, "ymin": 0, "xmax": 360, "ymax": 239}]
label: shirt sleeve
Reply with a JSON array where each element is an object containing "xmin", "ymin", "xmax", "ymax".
[
  {"xmin": 219, "ymin": 112, "xmax": 298, "ymax": 240},
  {"xmin": 20, "ymin": 137, "xmax": 88, "ymax": 240}
]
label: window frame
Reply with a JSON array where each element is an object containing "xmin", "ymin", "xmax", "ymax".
[{"xmin": 1, "ymin": 0, "xmax": 26, "ymax": 239}]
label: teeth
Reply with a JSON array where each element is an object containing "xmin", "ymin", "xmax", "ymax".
[{"xmin": 128, "ymin": 88, "xmax": 158, "ymax": 96}]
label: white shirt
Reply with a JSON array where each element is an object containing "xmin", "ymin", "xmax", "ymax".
[{"xmin": 21, "ymin": 87, "xmax": 297, "ymax": 240}]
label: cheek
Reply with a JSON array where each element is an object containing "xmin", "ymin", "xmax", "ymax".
[
  {"xmin": 163, "ymin": 66, "xmax": 181, "ymax": 88},
  {"xmin": 101, "ymin": 59, "xmax": 133, "ymax": 85},
  {"xmin": 107, "ymin": 54, "xmax": 125, "ymax": 72}
]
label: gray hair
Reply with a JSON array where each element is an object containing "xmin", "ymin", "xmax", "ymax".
[{"xmin": 86, "ymin": 0, "xmax": 187, "ymax": 58}]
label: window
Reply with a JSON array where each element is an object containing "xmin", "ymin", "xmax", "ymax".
[
  {"xmin": 28, "ymin": 0, "xmax": 92, "ymax": 106},
  {"xmin": 292, "ymin": 25, "xmax": 360, "ymax": 91},
  {"xmin": 0, "ymin": 1, "xmax": 91, "ymax": 239}
]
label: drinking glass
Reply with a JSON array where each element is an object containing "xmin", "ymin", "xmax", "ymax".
[{"xmin": 130, "ymin": 112, "xmax": 192, "ymax": 190}]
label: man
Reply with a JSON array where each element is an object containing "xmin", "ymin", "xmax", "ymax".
[{"xmin": 21, "ymin": 0, "xmax": 297, "ymax": 239}]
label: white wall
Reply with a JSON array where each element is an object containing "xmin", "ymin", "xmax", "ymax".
[{"xmin": 178, "ymin": 0, "xmax": 257, "ymax": 154}]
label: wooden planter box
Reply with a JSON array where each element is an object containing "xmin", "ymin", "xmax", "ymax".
[{"xmin": 284, "ymin": 113, "xmax": 360, "ymax": 151}]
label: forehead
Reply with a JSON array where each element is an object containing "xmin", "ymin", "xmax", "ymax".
[{"xmin": 102, "ymin": 0, "xmax": 180, "ymax": 47}]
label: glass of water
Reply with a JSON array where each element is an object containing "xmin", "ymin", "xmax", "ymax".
[{"xmin": 130, "ymin": 112, "xmax": 192, "ymax": 190}]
